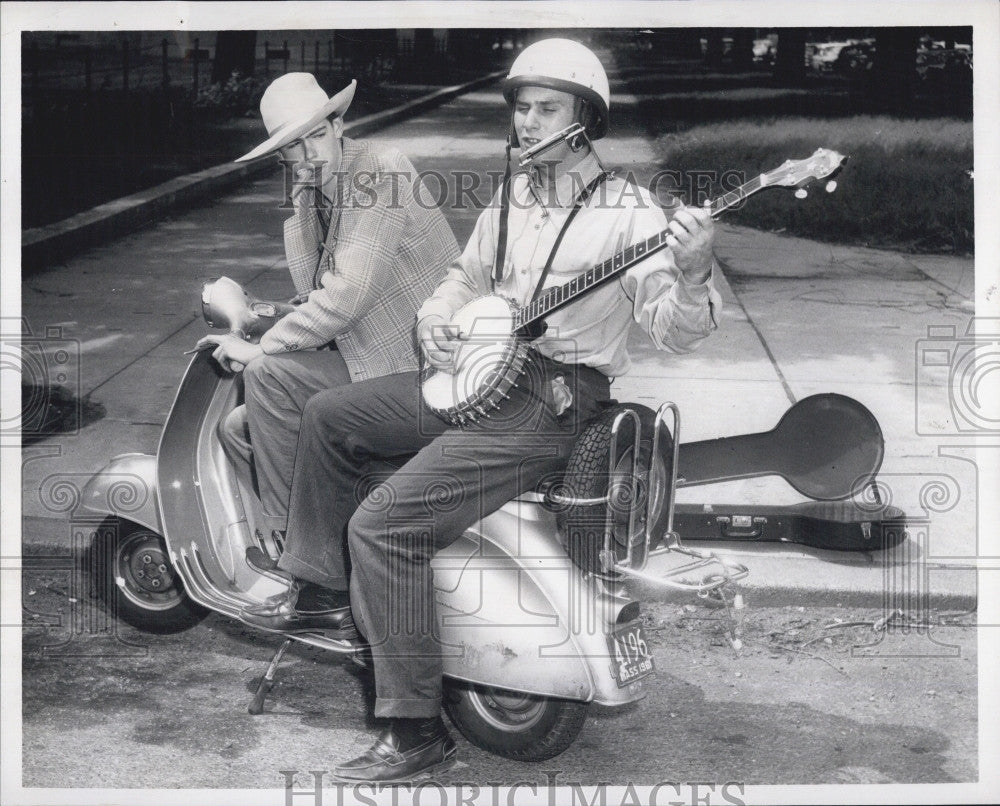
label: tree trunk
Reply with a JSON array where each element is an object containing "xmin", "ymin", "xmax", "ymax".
[
  {"xmin": 867, "ymin": 28, "xmax": 918, "ymax": 114},
  {"xmin": 677, "ymin": 30, "xmax": 706, "ymax": 59},
  {"xmin": 774, "ymin": 28, "xmax": 807, "ymax": 85},
  {"xmin": 731, "ymin": 29, "xmax": 756, "ymax": 71},
  {"xmin": 211, "ymin": 31, "xmax": 258, "ymax": 84},
  {"xmin": 704, "ymin": 31, "xmax": 725, "ymax": 70}
]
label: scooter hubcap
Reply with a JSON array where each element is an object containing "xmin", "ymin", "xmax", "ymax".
[
  {"xmin": 116, "ymin": 531, "xmax": 182, "ymax": 610},
  {"xmin": 467, "ymin": 687, "xmax": 546, "ymax": 733}
]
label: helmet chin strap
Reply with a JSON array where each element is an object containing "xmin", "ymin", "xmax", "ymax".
[
  {"xmin": 492, "ymin": 115, "xmax": 516, "ymax": 287},
  {"xmin": 569, "ymin": 98, "xmax": 589, "ymax": 151}
]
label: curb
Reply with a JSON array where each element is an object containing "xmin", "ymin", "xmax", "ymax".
[
  {"xmin": 21, "ymin": 514, "xmax": 977, "ymax": 610},
  {"xmin": 21, "ymin": 70, "xmax": 506, "ymax": 274}
]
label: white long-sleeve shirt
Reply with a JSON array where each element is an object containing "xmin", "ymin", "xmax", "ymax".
[{"xmin": 418, "ymin": 152, "xmax": 721, "ymax": 377}]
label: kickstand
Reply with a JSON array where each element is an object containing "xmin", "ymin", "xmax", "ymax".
[{"xmin": 248, "ymin": 638, "xmax": 293, "ymax": 715}]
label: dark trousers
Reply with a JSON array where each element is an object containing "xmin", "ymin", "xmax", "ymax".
[
  {"xmin": 218, "ymin": 350, "xmax": 352, "ymax": 531},
  {"xmin": 279, "ymin": 353, "xmax": 611, "ymax": 717}
]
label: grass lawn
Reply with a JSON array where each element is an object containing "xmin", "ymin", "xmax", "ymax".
[{"xmin": 652, "ymin": 115, "xmax": 973, "ymax": 255}]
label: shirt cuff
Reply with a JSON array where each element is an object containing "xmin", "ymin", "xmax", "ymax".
[
  {"xmin": 259, "ymin": 331, "xmax": 291, "ymax": 354},
  {"xmin": 673, "ymin": 262, "xmax": 721, "ymax": 328},
  {"xmin": 416, "ymin": 300, "xmax": 453, "ymax": 326},
  {"xmin": 675, "ymin": 265, "xmax": 713, "ymax": 299}
]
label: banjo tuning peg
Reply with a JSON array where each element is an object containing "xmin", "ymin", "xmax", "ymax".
[
  {"xmin": 794, "ymin": 188, "xmax": 808, "ymax": 200},
  {"xmin": 825, "ymin": 180, "xmax": 837, "ymax": 193}
]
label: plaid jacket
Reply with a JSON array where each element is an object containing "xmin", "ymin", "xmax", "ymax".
[{"xmin": 260, "ymin": 137, "xmax": 459, "ymax": 381}]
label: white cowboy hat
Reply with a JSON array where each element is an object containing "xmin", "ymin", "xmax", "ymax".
[{"xmin": 235, "ymin": 74, "xmax": 357, "ymax": 162}]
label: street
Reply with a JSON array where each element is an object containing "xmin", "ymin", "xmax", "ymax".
[
  {"xmin": 21, "ymin": 565, "xmax": 977, "ymax": 788},
  {"xmin": 15, "ymin": 56, "xmax": 982, "ymax": 794}
]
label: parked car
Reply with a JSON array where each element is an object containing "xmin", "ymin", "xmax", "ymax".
[
  {"xmin": 834, "ymin": 38, "xmax": 876, "ymax": 77},
  {"xmin": 806, "ymin": 41, "xmax": 852, "ymax": 72},
  {"xmin": 753, "ymin": 37, "xmax": 776, "ymax": 65},
  {"xmin": 917, "ymin": 40, "xmax": 972, "ymax": 79}
]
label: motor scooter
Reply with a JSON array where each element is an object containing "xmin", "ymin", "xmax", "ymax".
[{"xmin": 81, "ymin": 276, "xmax": 892, "ymax": 761}]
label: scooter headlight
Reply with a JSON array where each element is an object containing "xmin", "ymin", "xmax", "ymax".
[{"xmin": 201, "ymin": 276, "xmax": 251, "ymax": 331}]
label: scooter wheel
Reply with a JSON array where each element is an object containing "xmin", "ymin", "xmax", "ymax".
[
  {"xmin": 87, "ymin": 517, "xmax": 209, "ymax": 633},
  {"xmin": 443, "ymin": 681, "xmax": 588, "ymax": 761}
]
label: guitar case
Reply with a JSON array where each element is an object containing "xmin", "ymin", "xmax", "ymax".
[
  {"xmin": 672, "ymin": 393, "xmax": 906, "ymax": 551},
  {"xmin": 670, "ymin": 501, "xmax": 907, "ymax": 551}
]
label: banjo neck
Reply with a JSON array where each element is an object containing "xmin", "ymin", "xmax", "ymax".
[
  {"xmin": 513, "ymin": 147, "xmax": 847, "ymax": 332},
  {"xmin": 424, "ymin": 149, "xmax": 846, "ymax": 425}
]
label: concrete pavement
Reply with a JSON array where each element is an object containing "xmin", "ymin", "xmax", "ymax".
[
  {"xmin": 16, "ymin": 75, "xmax": 980, "ymax": 606},
  {"xmin": 21, "ymin": 72, "xmax": 507, "ymax": 271}
]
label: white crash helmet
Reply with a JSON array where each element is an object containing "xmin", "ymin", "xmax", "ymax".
[{"xmin": 502, "ymin": 38, "xmax": 611, "ymax": 140}]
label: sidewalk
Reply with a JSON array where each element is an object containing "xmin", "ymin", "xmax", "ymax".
[
  {"xmin": 17, "ymin": 73, "xmax": 980, "ymax": 608},
  {"xmin": 21, "ymin": 71, "xmax": 506, "ymax": 271}
]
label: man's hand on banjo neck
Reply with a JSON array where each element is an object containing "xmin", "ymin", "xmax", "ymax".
[{"xmin": 666, "ymin": 204, "xmax": 716, "ymax": 284}]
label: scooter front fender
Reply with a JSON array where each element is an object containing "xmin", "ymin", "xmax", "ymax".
[{"xmin": 80, "ymin": 453, "xmax": 161, "ymax": 533}]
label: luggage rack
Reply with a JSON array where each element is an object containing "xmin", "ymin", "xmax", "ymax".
[{"xmin": 600, "ymin": 403, "xmax": 749, "ymax": 593}]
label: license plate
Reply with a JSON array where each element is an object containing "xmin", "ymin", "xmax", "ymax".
[{"xmin": 608, "ymin": 621, "xmax": 655, "ymax": 687}]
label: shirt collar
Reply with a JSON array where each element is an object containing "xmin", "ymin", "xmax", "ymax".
[
  {"xmin": 519, "ymin": 151, "xmax": 604, "ymax": 210},
  {"xmin": 320, "ymin": 136, "xmax": 360, "ymax": 207}
]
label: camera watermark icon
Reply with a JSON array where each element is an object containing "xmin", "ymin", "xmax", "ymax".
[
  {"xmin": 19, "ymin": 472, "xmax": 158, "ymax": 656},
  {"xmin": 914, "ymin": 318, "xmax": 1000, "ymax": 435},
  {"xmin": 22, "ymin": 521, "xmax": 150, "ymax": 658},
  {"xmin": 1, "ymin": 317, "xmax": 83, "ymax": 446}
]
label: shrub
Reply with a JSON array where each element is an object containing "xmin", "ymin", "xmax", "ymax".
[
  {"xmin": 653, "ymin": 116, "xmax": 973, "ymax": 254},
  {"xmin": 194, "ymin": 70, "xmax": 264, "ymax": 115}
]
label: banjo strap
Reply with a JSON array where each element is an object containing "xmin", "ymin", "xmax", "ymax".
[
  {"xmin": 529, "ymin": 170, "xmax": 611, "ymax": 305},
  {"xmin": 491, "ymin": 131, "xmax": 515, "ymax": 289}
]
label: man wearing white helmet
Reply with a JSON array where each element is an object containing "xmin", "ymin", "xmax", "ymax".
[{"xmin": 242, "ymin": 39, "xmax": 721, "ymax": 782}]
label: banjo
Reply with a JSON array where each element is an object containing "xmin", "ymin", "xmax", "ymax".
[{"xmin": 422, "ymin": 148, "xmax": 848, "ymax": 426}]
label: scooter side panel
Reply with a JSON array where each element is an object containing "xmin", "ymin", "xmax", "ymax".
[
  {"xmin": 80, "ymin": 453, "xmax": 161, "ymax": 534},
  {"xmin": 433, "ymin": 501, "xmax": 647, "ymax": 706}
]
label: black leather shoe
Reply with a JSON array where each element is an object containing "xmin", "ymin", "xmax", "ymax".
[
  {"xmin": 240, "ymin": 581, "xmax": 357, "ymax": 638},
  {"xmin": 244, "ymin": 577, "xmax": 349, "ymax": 611},
  {"xmin": 333, "ymin": 718, "xmax": 456, "ymax": 783}
]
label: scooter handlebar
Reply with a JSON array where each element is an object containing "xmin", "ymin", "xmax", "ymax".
[{"xmin": 202, "ymin": 277, "xmax": 292, "ymax": 340}]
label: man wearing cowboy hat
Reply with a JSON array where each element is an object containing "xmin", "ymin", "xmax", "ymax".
[{"xmin": 197, "ymin": 73, "xmax": 458, "ymax": 597}]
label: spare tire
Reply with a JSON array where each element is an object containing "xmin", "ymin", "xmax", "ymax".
[{"xmin": 556, "ymin": 404, "xmax": 673, "ymax": 580}]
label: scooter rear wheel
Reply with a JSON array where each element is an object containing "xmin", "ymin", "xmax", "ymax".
[
  {"xmin": 443, "ymin": 681, "xmax": 589, "ymax": 761},
  {"xmin": 88, "ymin": 517, "xmax": 208, "ymax": 633}
]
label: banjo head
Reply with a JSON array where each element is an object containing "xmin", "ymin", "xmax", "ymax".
[{"xmin": 422, "ymin": 295, "xmax": 521, "ymax": 419}]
